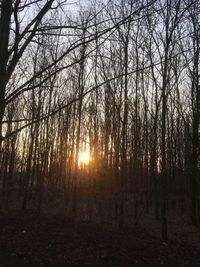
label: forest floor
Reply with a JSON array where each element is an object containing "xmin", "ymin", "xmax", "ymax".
[
  {"xmin": 141, "ymin": 208, "xmax": 200, "ymax": 250},
  {"xmin": 0, "ymin": 210, "xmax": 200, "ymax": 267}
]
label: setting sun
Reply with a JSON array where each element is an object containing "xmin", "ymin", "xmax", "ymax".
[{"xmin": 79, "ymin": 151, "xmax": 90, "ymax": 166}]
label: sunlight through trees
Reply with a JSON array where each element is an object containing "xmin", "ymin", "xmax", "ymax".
[{"xmin": 0, "ymin": 0, "xmax": 199, "ymax": 242}]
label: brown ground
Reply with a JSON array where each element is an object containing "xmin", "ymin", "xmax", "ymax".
[
  {"xmin": 141, "ymin": 209, "xmax": 200, "ymax": 250},
  {"xmin": 0, "ymin": 210, "xmax": 200, "ymax": 267}
]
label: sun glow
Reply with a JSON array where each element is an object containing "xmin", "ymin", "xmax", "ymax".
[{"xmin": 79, "ymin": 151, "xmax": 90, "ymax": 166}]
